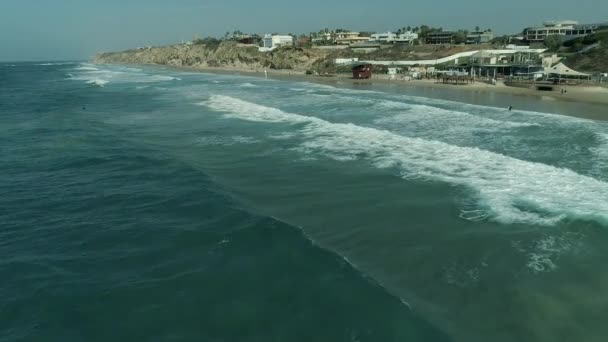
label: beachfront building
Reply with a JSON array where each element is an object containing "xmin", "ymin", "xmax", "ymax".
[
  {"xmin": 352, "ymin": 62, "xmax": 372, "ymax": 79},
  {"xmin": 262, "ymin": 34, "xmax": 294, "ymax": 50},
  {"xmin": 451, "ymin": 50, "xmax": 545, "ymax": 79},
  {"xmin": 369, "ymin": 32, "xmax": 418, "ymax": 44},
  {"xmin": 523, "ymin": 21, "xmax": 608, "ymax": 43},
  {"xmin": 466, "ymin": 31, "xmax": 495, "ymax": 44},
  {"xmin": 426, "ymin": 31, "xmax": 455, "ymax": 45}
]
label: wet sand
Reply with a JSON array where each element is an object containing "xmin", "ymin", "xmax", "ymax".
[{"xmin": 125, "ymin": 63, "xmax": 608, "ymax": 120}]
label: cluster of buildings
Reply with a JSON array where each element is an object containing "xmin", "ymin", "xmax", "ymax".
[
  {"xmin": 224, "ymin": 19, "xmax": 607, "ymax": 54},
  {"xmin": 425, "ymin": 20, "xmax": 607, "ymax": 45},
  {"xmin": 257, "ymin": 30, "xmax": 420, "ymax": 51},
  {"xmin": 311, "ymin": 31, "xmax": 419, "ymax": 45},
  {"xmin": 523, "ymin": 20, "xmax": 607, "ymax": 43},
  {"xmin": 347, "ymin": 46, "xmax": 600, "ymax": 83}
]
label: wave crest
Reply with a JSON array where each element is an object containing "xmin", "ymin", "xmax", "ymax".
[{"xmin": 202, "ymin": 95, "xmax": 608, "ymax": 227}]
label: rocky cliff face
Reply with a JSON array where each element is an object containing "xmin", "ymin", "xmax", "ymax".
[{"xmin": 94, "ymin": 41, "xmax": 330, "ymax": 71}]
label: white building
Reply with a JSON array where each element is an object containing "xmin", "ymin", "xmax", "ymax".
[
  {"xmin": 311, "ymin": 33, "xmax": 332, "ymax": 43},
  {"xmin": 523, "ymin": 20, "xmax": 608, "ymax": 43},
  {"xmin": 335, "ymin": 58, "xmax": 359, "ymax": 65},
  {"xmin": 369, "ymin": 31, "xmax": 418, "ymax": 44},
  {"xmin": 312, "ymin": 32, "xmax": 369, "ymax": 45},
  {"xmin": 261, "ymin": 34, "xmax": 294, "ymax": 51},
  {"xmin": 335, "ymin": 32, "xmax": 369, "ymax": 45}
]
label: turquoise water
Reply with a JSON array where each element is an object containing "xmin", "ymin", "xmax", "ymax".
[{"xmin": 2, "ymin": 62, "xmax": 608, "ymax": 342}]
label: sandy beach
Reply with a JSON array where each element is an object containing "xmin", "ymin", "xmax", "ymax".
[{"xmin": 168, "ymin": 64, "xmax": 608, "ymax": 106}]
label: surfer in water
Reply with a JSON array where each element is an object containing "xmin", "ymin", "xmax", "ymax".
[{"xmin": 508, "ymin": 105, "xmax": 513, "ymax": 111}]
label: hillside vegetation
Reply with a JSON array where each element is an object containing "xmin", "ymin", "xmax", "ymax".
[
  {"xmin": 563, "ymin": 32, "xmax": 608, "ymax": 72},
  {"xmin": 95, "ymin": 41, "xmax": 330, "ymax": 71}
]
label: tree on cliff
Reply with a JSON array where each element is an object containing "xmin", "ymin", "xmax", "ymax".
[{"xmin": 453, "ymin": 31, "xmax": 467, "ymax": 44}]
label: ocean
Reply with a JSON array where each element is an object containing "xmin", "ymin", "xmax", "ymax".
[{"xmin": 1, "ymin": 62, "xmax": 608, "ymax": 342}]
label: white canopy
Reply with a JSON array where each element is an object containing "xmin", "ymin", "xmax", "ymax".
[{"xmin": 546, "ymin": 63, "xmax": 590, "ymax": 77}]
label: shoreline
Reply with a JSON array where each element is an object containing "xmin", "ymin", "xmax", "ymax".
[
  {"xmin": 168, "ymin": 64, "xmax": 608, "ymax": 106},
  {"xmin": 96, "ymin": 62, "xmax": 608, "ymax": 119}
]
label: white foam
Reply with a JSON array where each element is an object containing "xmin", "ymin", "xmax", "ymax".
[
  {"xmin": 268, "ymin": 132, "xmax": 297, "ymax": 140},
  {"xmin": 592, "ymin": 133, "xmax": 608, "ymax": 160},
  {"xmin": 522, "ymin": 234, "xmax": 582, "ymax": 273},
  {"xmin": 240, "ymin": 82, "xmax": 258, "ymax": 88},
  {"xmin": 35, "ymin": 62, "xmax": 75, "ymax": 66},
  {"xmin": 144, "ymin": 75, "xmax": 180, "ymax": 83},
  {"xmin": 374, "ymin": 102, "xmax": 540, "ymax": 132},
  {"xmin": 202, "ymin": 95, "xmax": 608, "ymax": 226},
  {"xmin": 68, "ymin": 66, "xmax": 180, "ymax": 86},
  {"xmin": 86, "ymin": 79, "xmax": 109, "ymax": 87},
  {"xmin": 298, "ymin": 81, "xmax": 595, "ymax": 126},
  {"xmin": 590, "ymin": 133, "xmax": 608, "ymax": 179},
  {"xmin": 194, "ymin": 135, "xmax": 259, "ymax": 146},
  {"xmin": 75, "ymin": 66, "xmax": 99, "ymax": 71}
]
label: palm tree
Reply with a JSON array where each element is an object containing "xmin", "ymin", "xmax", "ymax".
[{"xmin": 475, "ymin": 26, "xmax": 480, "ymax": 33}]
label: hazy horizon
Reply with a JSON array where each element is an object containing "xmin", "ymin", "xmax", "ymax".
[{"xmin": 1, "ymin": 0, "xmax": 607, "ymax": 62}]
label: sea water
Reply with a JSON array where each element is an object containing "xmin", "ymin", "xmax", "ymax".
[{"xmin": 2, "ymin": 62, "xmax": 608, "ymax": 342}]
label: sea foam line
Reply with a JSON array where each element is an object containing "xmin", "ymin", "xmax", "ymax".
[{"xmin": 202, "ymin": 95, "xmax": 608, "ymax": 227}]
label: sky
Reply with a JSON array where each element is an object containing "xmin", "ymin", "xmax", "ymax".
[{"xmin": 1, "ymin": 0, "xmax": 607, "ymax": 61}]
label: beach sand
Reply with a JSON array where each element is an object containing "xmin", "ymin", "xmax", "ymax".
[
  {"xmin": 116, "ymin": 62, "xmax": 607, "ymax": 119},
  {"xmin": 179, "ymin": 65, "xmax": 608, "ymax": 105}
]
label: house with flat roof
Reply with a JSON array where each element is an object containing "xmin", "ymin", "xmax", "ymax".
[
  {"xmin": 466, "ymin": 31, "xmax": 494, "ymax": 44},
  {"xmin": 427, "ymin": 31, "xmax": 455, "ymax": 45},
  {"xmin": 523, "ymin": 20, "xmax": 608, "ymax": 43},
  {"xmin": 260, "ymin": 34, "xmax": 294, "ymax": 51},
  {"xmin": 369, "ymin": 32, "xmax": 418, "ymax": 44},
  {"xmin": 335, "ymin": 32, "xmax": 369, "ymax": 45}
]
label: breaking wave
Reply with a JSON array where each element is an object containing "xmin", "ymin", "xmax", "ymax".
[
  {"xmin": 202, "ymin": 95, "xmax": 608, "ymax": 227},
  {"xmin": 67, "ymin": 64, "xmax": 181, "ymax": 86},
  {"xmin": 35, "ymin": 62, "xmax": 76, "ymax": 66},
  {"xmin": 86, "ymin": 79, "xmax": 109, "ymax": 87}
]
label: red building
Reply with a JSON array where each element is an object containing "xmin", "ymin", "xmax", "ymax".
[{"xmin": 352, "ymin": 63, "xmax": 372, "ymax": 79}]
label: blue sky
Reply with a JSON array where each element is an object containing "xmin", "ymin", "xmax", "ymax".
[{"xmin": 1, "ymin": 0, "xmax": 606, "ymax": 61}]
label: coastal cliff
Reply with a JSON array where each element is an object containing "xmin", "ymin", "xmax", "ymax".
[{"xmin": 94, "ymin": 41, "xmax": 331, "ymax": 72}]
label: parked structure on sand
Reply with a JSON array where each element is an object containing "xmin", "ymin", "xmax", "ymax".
[
  {"xmin": 523, "ymin": 20, "xmax": 608, "ymax": 43},
  {"xmin": 352, "ymin": 62, "xmax": 372, "ymax": 79},
  {"xmin": 335, "ymin": 58, "xmax": 359, "ymax": 65}
]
